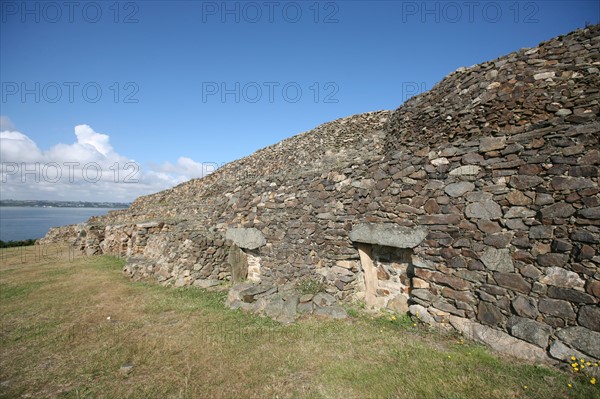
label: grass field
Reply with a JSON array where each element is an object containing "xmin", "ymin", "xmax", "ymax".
[{"xmin": 0, "ymin": 245, "xmax": 598, "ymax": 398}]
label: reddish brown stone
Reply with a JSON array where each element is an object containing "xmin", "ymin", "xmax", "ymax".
[
  {"xmin": 423, "ymin": 198, "xmax": 440, "ymax": 214},
  {"xmin": 586, "ymin": 279, "xmax": 600, "ymax": 299},
  {"xmin": 493, "ymin": 272, "xmax": 531, "ymax": 294},
  {"xmin": 518, "ymin": 164, "xmax": 543, "ymax": 175},
  {"xmin": 476, "ymin": 220, "xmax": 502, "ymax": 234}
]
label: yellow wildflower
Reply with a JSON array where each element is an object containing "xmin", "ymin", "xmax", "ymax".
[
  {"xmin": 567, "ymin": 383, "xmax": 572, "ymax": 388},
  {"xmin": 590, "ymin": 378, "xmax": 596, "ymax": 385},
  {"xmin": 571, "ymin": 356, "xmax": 577, "ymax": 361}
]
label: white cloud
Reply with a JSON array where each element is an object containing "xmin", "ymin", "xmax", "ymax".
[
  {"xmin": 0, "ymin": 122, "xmax": 214, "ymax": 202},
  {"xmin": 154, "ymin": 156, "xmax": 218, "ymax": 180},
  {"xmin": 0, "ymin": 130, "xmax": 43, "ymax": 162},
  {"xmin": 0, "ymin": 115, "xmax": 15, "ymax": 131}
]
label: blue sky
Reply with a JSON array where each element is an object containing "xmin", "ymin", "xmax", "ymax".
[{"xmin": 1, "ymin": 0, "xmax": 598, "ymax": 202}]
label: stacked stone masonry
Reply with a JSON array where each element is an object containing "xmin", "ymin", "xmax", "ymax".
[{"xmin": 41, "ymin": 25, "xmax": 600, "ymax": 364}]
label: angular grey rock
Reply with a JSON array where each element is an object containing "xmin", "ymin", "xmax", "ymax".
[
  {"xmin": 570, "ymin": 229, "xmax": 599, "ymax": 244},
  {"xmin": 278, "ymin": 295, "xmax": 299, "ymax": 323},
  {"xmin": 537, "ymin": 253, "xmax": 569, "ymax": 267},
  {"xmin": 387, "ymin": 295, "xmax": 409, "ymax": 313},
  {"xmin": 494, "ymin": 272, "xmax": 531, "ymax": 294},
  {"xmin": 549, "ymin": 339, "xmax": 594, "ymax": 363},
  {"xmin": 548, "ymin": 286, "xmax": 596, "ymax": 303},
  {"xmin": 555, "ymin": 108, "xmax": 572, "ymax": 116},
  {"xmin": 228, "ymin": 244, "xmax": 248, "ymax": 283},
  {"xmin": 449, "ymin": 165, "xmax": 481, "ymax": 176},
  {"xmin": 264, "ymin": 297, "xmax": 285, "ymax": 319},
  {"xmin": 409, "ymin": 304, "xmax": 436, "ymax": 325},
  {"xmin": 556, "ymin": 327, "xmax": 600, "ymax": 358},
  {"xmin": 412, "ymin": 289, "xmax": 435, "ymax": 302},
  {"xmin": 529, "ymin": 225, "xmax": 553, "ymax": 239},
  {"xmin": 539, "ymin": 298, "xmax": 576, "ymax": 320},
  {"xmin": 511, "ymin": 295, "xmax": 538, "ymax": 319},
  {"xmin": 578, "ymin": 306, "xmax": 600, "ymax": 332},
  {"xmin": 226, "ymin": 282, "xmax": 254, "ymax": 305},
  {"xmin": 539, "ymin": 267, "xmax": 585, "ymax": 289},
  {"xmin": 465, "ymin": 200, "xmax": 502, "ymax": 219},
  {"xmin": 297, "ymin": 301, "xmax": 314, "ymax": 314},
  {"xmin": 479, "ymin": 136, "xmax": 506, "ymax": 152},
  {"xmin": 312, "ymin": 292, "xmax": 336, "ymax": 307},
  {"xmin": 449, "ymin": 316, "xmax": 550, "ymax": 363},
  {"xmin": 551, "ymin": 177, "xmax": 595, "ymax": 191},
  {"xmin": 509, "ymin": 316, "xmax": 552, "ymax": 348},
  {"xmin": 314, "ymin": 305, "xmax": 347, "ymax": 319},
  {"xmin": 579, "ymin": 207, "xmax": 600, "ymax": 219},
  {"xmin": 299, "ymin": 294, "xmax": 314, "ymax": 303},
  {"xmin": 349, "ymin": 223, "xmax": 427, "ymax": 248},
  {"xmin": 503, "ymin": 207, "xmax": 536, "ymax": 219},
  {"xmin": 477, "ymin": 302, "xmax": 504, "ymax": 326},
  {"xmin": 444, "ymin": 181, "xmax": 475, "ymax": 198},
  {"xmin": 240, "ymin": 284, "xmax": 273, "ymax": 303},
  {"xmin": 534, "ymin": 71, "xmax": 555, "ymax": 80},
  {"xmin": 226, "ymin": 227, "xmax": 266, "ymax": 249},
  {"xmin": 510, "ymin": 175, "xmax": 544, "ymax": 190},
  {"xmin": 540, "ymin": 203, "xmax": 576, "ymax": 219},
  {"xmin": 480, "ymin": 247, "xmax": 514, "ymax": 272}
]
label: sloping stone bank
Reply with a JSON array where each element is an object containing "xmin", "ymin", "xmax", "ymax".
[{"xmin": 40, "ymin": 25, "xmax": 600, "ymax": 364}]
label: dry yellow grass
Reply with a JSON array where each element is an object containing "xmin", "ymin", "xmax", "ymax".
[{"xmin": 0, "ymin": 245, "xmax": 598, "ymax": 398}]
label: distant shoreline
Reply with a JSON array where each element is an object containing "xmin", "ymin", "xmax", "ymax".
[{"xmin": 0, "ymin": 200, "xmax": 130, "ymax": 209}]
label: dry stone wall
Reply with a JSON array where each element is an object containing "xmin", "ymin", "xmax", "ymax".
[{"xmin": 40, "ymin": 25, "xmax": 600, "ymax": 364}]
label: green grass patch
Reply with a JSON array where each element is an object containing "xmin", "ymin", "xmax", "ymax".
[
  {"xmin": 0, "ymin": 281, "xmax": 45, "ymax": 300},
  {"xmin": 0, "ymin": 250, "xmax": 598, "ymax": 398}
]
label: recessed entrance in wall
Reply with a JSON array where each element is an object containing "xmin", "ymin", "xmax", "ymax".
[
  {"xmin": 227, "ymin": 244, "xmax": 262, "ymax": 283},
  {"xmin": 349, "ymin": 223, "xmax": 427, "ymax": 312},
  {"xmin": 357, "ymin": 243, "xmax": 413, "ymax": 312}
]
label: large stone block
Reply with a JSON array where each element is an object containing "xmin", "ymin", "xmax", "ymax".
[
  {"xmin": 556, "ymin": 327, "xmax": 600, "ymax": 358},
  {"xmin": 539, "ymin": 267, "xmax": 585, "ymax": 289},
  {"xmin": 226, "ymin": 228, "xmax": 266, "ymax": 250},
  {"xmin": 511, "ymin": 295, "xmax": 538, "ymax": 319},
  {"xmin": 449, "ymin": 316, "xmax": 550, "ymax": 363},
  {"xmin": 444, "ymin": 181, "xmax": 475, "ymax": 197},
  {"xmin": 480, "ymin": 247, "xmax": 514, "ymax": 272},
  {"xmin": 479, "ymin": 136, "xmax": 506, "ymax": 152},
  {"xmin": 510, "ymin": 175, "xmax": 544, "ymax": 190},
  {"xmin": 494, "ymin": 272, "xmax": 531, "ymax": 294},
  {"xmin": 465, "ymin": 200, "xmax": 502, "ymax": 219},
  {"xmin": 538, "ymin": 298, "xmax": 576, "ymax": 320},
  {"xmin": 349, "ymin": 223, "xmax": 427, "ymax": 248},
  {"xmin": 578, "ymin": 306, "xmax": 600, "ymax": 332},
  {"xmin": 509, "ymin": 316, "xmax": 552, "ymax": 348},
  {"xmin": 549, "ymin": 340, "xmax": 593, "ymax": 363},
  {"xmin": 477, "ymin": 302, "xmax": 505, "ymax": 327},
  {"xmin": 540, "ymin": 203, "xmax": 576, "ymax": 219}
]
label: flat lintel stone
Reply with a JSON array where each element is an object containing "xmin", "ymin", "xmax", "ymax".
[
  {"xmin": 349, "ymin": 223, "xmax": 427, "ymax": 248},
  {"xmin": 225, "ymin": 227, "xmax": 266, "ymax": 250}
]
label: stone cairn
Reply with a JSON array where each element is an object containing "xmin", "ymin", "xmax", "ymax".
[{"xmin": 40, "ymin": 24, "xmax": 600, "ymax": 364}]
